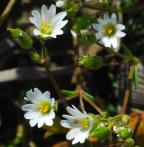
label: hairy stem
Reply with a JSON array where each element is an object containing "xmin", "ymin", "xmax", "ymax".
[
  {"xmin": 80, "ymin": 90, "xmax": 103, "ymax": 115},
  {"xmin": 40, "ymin": 40, "xmax": 67, "ymax": 106},
  {"xmin": 120, "ymin": 64, "xmax": 135, "ymax": 114}
]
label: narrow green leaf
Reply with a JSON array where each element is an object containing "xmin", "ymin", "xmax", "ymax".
[
  {"xmin": 61, "ymin": 90, "xmax": 79, "ymax": 97},
  {"xmin": 132, "ymin": 65, "xmax": 139, "ymax": 89},
  {"xmin": 9, "ymin": 28, "xmax": 33, "ymax": 49},
  {"xmin": 84, "ymin": 92, "xmax": 103, "ymax": 105},
  {"xmin": 79, "ymin": 56, "xmax": 104, "ymax": 70},
  {"xmin": 122, "ymin": 44, "xmax": 134, "ymax": 61}
]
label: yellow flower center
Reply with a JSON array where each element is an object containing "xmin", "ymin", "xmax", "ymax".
[
  {"xmin": 39, "ymin": 102, "xmax": 51, "ymax": 113},
  {"xmin": 40, "ymin": 22, "xmax": 52, "ymax": 35},
  {"xmin": 75, "ymin": 117, "xmax": 90, "ymax": 129},
  {"xmin": 104, "ymin": 23, "xmax": 116, "ymax": 37}
]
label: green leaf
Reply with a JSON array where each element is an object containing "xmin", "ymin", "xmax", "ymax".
[
  {"xmin": 123, "ymin": 0, "xmax": 134, "ymax": 7},
  {"xmin": 9, "ymin": 28, "xmax": 33, "ymax": 49},
  {"xmin": 64, "ymin": 0, "xmax": 79, "ymax": 17},
  {"xmin": 73, "ymin": 16, "xmax": 94, "ymax": 32},
  {"xmin": 79, "ymin": 56, "xmax": 104, "ymax": 70},
  {"xmin": 61, "ymin": 90, "xmax": 79, "ymax": 97},
  {"xmin": 84, "ymin": 92, "xmax": 103, "ymax": 105},
  {"xmin": 90, "ymin": 126, "xmax": 110, "ymax": 139},
  {"xmin": 122, "ymin": 44, "xmax": 134, "ymax": 61},
  {"xmin": 132, "ymin": 65, "xmax": 139, "ymax": 89},
  {"xmin": 79, "ymin": 31, "xmax": 97, "ymax": 45}
]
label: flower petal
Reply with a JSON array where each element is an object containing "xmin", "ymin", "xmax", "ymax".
[
  {"xmin": 47, "ymin": 4, "xmax": 56, "ymax": 22},
  {"xmin": 48, "ymin": 110, "xmax": 55, "ymax": 119},
  {"xmin": 37, "ymin": 117, "xmax": 45, "ymax": 128},
  {"xmin": 26, "ymin": 88, "xmax": 42, "ymax": 103},
  {"xmin": 52, "ymin": 12, "xmax": 67, "ymax": 24},
  {"xmin": 33, "ymin": 29, "xmax": 42, "ymax": 36},
  {"xmin": 116, "ymin": 31, "xmax": 126, "ymax": 37},
  {"xmin": 41, "ymin": 5, "xmax": 48, "ymax": 21},
  {"xmin": 66, "ymin": 106, "xmax": 83, "ymax": 117},
  {"xmin": 29, "ymin": 117, "xmax": 39, "ymax": 127},
  {"xmin": 103, "ymin": 13, "xmax": 109, "ymax": 21},
  {"xmin": 72, "ymin": 130, "xmax": 88, "ymax": 144},
  {"xmin": 66, "ymin": 128, "xmax": 81, "ymax": 140},
  {"xmin": 53, "ymin": 20, "xmax": 68, "ymax": 30},
  {"xmin": 111, "ymin": 13, "xmax": 117, "ymax": 24},
  {"xmin": 22, "ymin": 104, "xmax": 36, "ymax": 111},
  {"xmin": 24, "ymin": 111, "xmax": 41, "ymax": 119},
  {"xmin": 62, "ymin": 114, "xmax": 74, "ymax": 121},
  {"xmin": 44, "ymin": 116, "xmax": 53, "ymax": 126},
  {"xmin": 111, "ymin": 37, "xmax": 118, "ymax": 48},
  {"xmin": 117, "ymin": 24, "xmax": 125, "ymax": 30},
  {"xmin": 30, "ymin": 10, "xmax": 41, "ymax": 28},
  {"xmin": 50, "ymin": 98, "xmax": 55, "ymax": 107},
  {"xmin": 60, "ymin": 120, "xmax": 73, "ymax": 128},
  {"xmin": 43, "ymin": 91, "xmax": 50, "ymax": 99}
]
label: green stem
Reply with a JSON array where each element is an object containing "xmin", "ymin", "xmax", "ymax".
[
  {"xmin": 120, "ymin": 65, "xmax": 135, "ymax": 114},
  {"xmin": 40, "ymin": 40, "xmax": 67, "ymax": 106}
]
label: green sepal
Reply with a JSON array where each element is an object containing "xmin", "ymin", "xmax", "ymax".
[
  {"xmin": 53, "ymin": 101, "xmax": 58, "ymax": 111},
  {"xmin": 9, "ymin": 28, "xmax": 33, "ymax": 49},
  {"xmin": 79, "ymin": 55, "xmax": 104, "ymax": 70}
]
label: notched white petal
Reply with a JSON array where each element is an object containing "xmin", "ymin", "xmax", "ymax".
[{"xmin": 41, "ymin": 4, "xmax": 48, "ymax": 21}]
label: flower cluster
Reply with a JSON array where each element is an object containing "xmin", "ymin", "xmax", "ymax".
[
  {"xmin": 29, "ymin": 4, "xmax": 126, "ymax": 50},
  {"xmin": 22, "ymin": 88, "xmax": 94, "ymax": 144},
  {"xmin": 20, "ymin": 3, "xmax": 130, "ymax": 146}
]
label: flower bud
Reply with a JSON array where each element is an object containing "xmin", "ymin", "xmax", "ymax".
[{"xmin": 118, "ymin": 128, "xmax": 131, "ymax": 140}]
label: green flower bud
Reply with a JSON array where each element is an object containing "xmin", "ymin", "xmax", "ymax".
[
  {"xmin": 118, "ymin": 128, "xmax": 131, "ymax": 140},
  {"xmin": 124, "ymin": 138, "xmax": 135, "ymax": 147},
  {"xmin": 31, "ymin": 52, "xmax": 41, "ymax": 62},
  {"xmin": 90, "ymin": 125, "xmax": 110, "ymax": 139},
  {"xmin": 79, "ymin": 56, "xmax": 104, "ymax": 70},
  {"xmin": 122, "ymin": 115, "xmax": 131, "ymax": 125},
  {"xmin": 9, "ymin": 28, "xmax": 33, "ymax": 49}
]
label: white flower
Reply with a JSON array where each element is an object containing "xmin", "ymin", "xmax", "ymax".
[
  {"xmin": 56, "ymin": 0, "xmax": 65, "ymax": 8},
  {"xmin": 60, "ymin": 105, "xmax": 94, "ymax": 144},
  {"xmin": 22, "ymin": 88, "xmax": 56, "ymax": 128},
  {"xmin": 93, "ymin": 13, "xmax": 126, "ymax": 49},
  {"xmin": 29, "ymin": 4, "xmax": 68, "ymax": 39}
]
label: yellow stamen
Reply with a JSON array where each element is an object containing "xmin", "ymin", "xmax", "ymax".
[
  {"xmin": 40, "ymin": 22, "xmax": 52, "ymax": 35},
  {"xmin": 107, "ymin": 28, "xmax": 113, "ymax": 35},
  {"xmin": 39, "ymin": 103, "xmax": 51, "ymax": 113},
  {"xmin": 75, "ymin": 117, "xmax": 90, "ymax": 129},
  {"xmin": 104, "ymin": 23, "xmax": 116, "ymax": 37}
]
